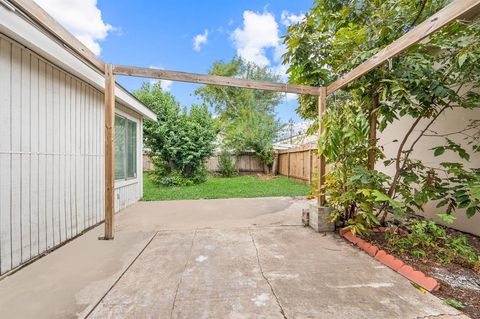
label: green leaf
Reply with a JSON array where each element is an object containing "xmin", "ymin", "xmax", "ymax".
[
  {"xmin": 436, "ymin": 199, "xmax": 448, "ymax": 208},
  {"xmin": 433, "ymin": 147, "xmax": 445, "ymax": 157},
  {"xmin": 458, "ymin": 149, "xmax": 470, "ymax": 161},
  {"xmin": 458, "ymin": 53, "xmax": 467, "ymax": 67},
  {"xmin": 371, "ymin": 190, "xmax": 390, "ymax": 202},
  {"xmin": 466, "ymin": 206, "xmax": 477, "ymax": 218},
  {"xmin": 469, "ymin": 184, "xmax": 480, "ymax": 201},
  {"xmin": 437, "ymin": 213, "xmax": 456, "ymax": 224}
]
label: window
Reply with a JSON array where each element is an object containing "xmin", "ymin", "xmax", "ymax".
[{"xmin": 114, "ymin": 114, "xmax": 137, "ymax": 180}]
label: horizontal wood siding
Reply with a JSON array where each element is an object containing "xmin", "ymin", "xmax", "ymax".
[{"xmin": 0, "ymin": 34, "xmax": 142, "ymax": 275}]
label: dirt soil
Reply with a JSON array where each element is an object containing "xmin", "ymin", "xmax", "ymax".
[
  {"xmin": 367, "ymin": 229, "xmax": 480, "ymax": 319},
  {"xmin": 256, "ymin": 173, "xmax": 277, "ymax": 180}
]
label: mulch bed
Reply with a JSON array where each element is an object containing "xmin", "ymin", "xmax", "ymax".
[{"xmin": 365, "ymin": 228, "xmax": 480, "ymax": 319}]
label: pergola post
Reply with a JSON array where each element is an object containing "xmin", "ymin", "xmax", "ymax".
[
  {"xmin": 317, "ymin": 87, "xmax": 327, "ymax": 206},
  {"xmin": 104, "ymin": 64, "xmax": 115, "ymax": 240}
]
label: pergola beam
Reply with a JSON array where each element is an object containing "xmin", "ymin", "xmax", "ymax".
[
  {"xmin": 326, "ymin": 0, "xmax": 480, "ymax": 95},
  {"xmin": 9, "ymin": 0, "xmax": 105, "ymax": 72},
  {"xmin": 113, "ymin": 65, "xmax": 322, "ymax": 96}
]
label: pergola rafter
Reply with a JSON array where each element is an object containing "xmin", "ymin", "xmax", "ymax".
[
  {"xmin": 113, "ymin": 65, "xmax": 322, "ymax": 96},
  {"xmin": 8, "ymin": 0, "xmax": 479, "ymax": 239}
]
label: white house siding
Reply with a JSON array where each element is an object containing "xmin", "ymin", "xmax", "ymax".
[{"xmin": 0, "ymin": 34, "xmax": 143, "ymax": 275}]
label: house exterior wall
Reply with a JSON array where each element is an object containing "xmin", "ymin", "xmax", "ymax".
[
  {"xmin": 114, "ymin": 105, "xmax": 143, "ymax": 213},
  {"xmin": 377, "ymin": 108, "xmax": 480, "ymax": 236},
  {"xmin": 0, "ymin": 33, "xmax": 143, "ymax": 275}
]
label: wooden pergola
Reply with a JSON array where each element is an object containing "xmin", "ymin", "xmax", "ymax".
[{"xmin": 10, "ymin": 0, "xmax": 480, "ymax": 239}]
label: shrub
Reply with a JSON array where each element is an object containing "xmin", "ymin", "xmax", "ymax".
[
  {"xmin": 218, "ymin": 151, "xmax": 237, "ymax": 177},
  {"xmin": 150, "ymin": 159, "xmax": 208, "ymax": 187},
  {"xmin": 135, "ymin": 83, "xmax": 218, "ymax": 187}
]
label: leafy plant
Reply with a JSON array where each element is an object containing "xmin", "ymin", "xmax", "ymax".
[
  {"xmin": 135, "ymin": 83, "xmax": 218, "ymax": 186},
  {"xmin": 283, "ymin": 0, "xmax": 480, "ymax": 231},
  {"xmin": 386, "ymin": 219, "xmax": 480, "ymax": 267},
  {"xmin": 437, "ymin": 213, "xmax": 456, "ymax": 224},
  {"xmin": 218, "ymin": 151, "xmax": 237, "ymax": 177},
  {"xmin": 319, "ymin": 101, "xmax": 392, "ymax": 234}
]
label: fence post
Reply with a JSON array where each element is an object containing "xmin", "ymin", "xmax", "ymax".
[
  {"xmin": 308, "ymin": 149, "xmax": 312, "ymax": 184},
  {"xmin": 318, "ymin": 87, "xmax": 327, "ymax": 206},
  {"xmin": 287, "ymin": 151, "xmax": 291, "ymax": 178},
  {"xmin": 302, "ymin": 150, "xmax": 305, "ymax": 181}
]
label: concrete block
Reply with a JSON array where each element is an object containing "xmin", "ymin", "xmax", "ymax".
[{"xmin": 308, "ymin": 204, "xmax": 334, "ymax": 232}]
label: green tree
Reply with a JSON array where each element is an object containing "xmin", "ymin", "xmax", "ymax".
[
  {"xmin": 284, "ymin": 0, "xmax": 480, "ymax": 231},
  {"xmin": 217, "ymin": 151, "xmax": 237, "ymax": 177},
  {"xmin": 135, "ymin": 83, "xmax": 218, "ymax": 186},
  {"xmin": 196, "ymin": 57, "xmax": 282, "ymax": 170},
  {"xmin": 284, "ymin": 0, "xmax": 446, "ymax": 119}
]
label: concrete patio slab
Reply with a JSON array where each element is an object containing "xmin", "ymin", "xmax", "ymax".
[
  {"xmin": 0, "ymin": 197, "xmax": 469, "ymax": 319},
  {"xmin": 88, "ymin": 226, "xmax": 465, "ymax": 319}
]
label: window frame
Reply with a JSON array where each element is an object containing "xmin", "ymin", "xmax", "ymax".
[{"xmin": 114, "ymin": 112, "xmax": 138, "ymax": 183}]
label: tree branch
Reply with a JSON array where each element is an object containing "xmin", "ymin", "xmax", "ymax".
[{"xmin": 411, "ymin": 0, "xmax": 428, "ymax": 26}]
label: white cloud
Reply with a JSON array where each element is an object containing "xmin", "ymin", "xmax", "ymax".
[
  {"xmin": 229, "ymin": 10, "xmax": 301, "ymax": 87},
  {"xmin": 150, "ymin": 79, "xmax": 172, "ymax": 92},
  {"xmin": 272, "ymin": 63, "xmax": 289, "ymax": 81},
  {"xmin": 34, "ymin": 0, "xmax": 113, "ymax": 56},
  {"xmin": 231, "ymin": 11, "xmax": 284, "ymax": 66},
  {"xmin": 149, "ymin": 66, "xmax": 173, "ymax": 92},
  {"xmin": 159, "ymin": 79, "xmax": 173, "ymax": 92},
  {"xmin": 280, "ymin": 10, "xmax": 304, "ymax": 27},
  {"xmin": 193, "ymin": 30, "xmax": 209, "ymax": 51},
  {"xmin": 285, "ymin": 93, "xmax": 298, "ymax": 101}
]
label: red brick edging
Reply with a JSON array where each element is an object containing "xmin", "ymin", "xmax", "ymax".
[{"xmin": 339, "ymin": 228, "xmax": 440, "ymax": 292}]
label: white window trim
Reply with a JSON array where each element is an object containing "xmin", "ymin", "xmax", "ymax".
[{"xmin": 114, "ymin": 107, "xmax": 141, "ymax": 188}]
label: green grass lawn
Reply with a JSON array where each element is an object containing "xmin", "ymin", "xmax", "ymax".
[{"xmin": 143, "ymin": 173, "xmax": 310, "ymax": 201}]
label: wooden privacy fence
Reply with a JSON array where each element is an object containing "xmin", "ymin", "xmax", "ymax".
[
  {"xmin": 206, "ymin": 154, "xmax": 265, "ymax": 173},
  {"xmin": 143, "ymin": 153, "xmax": 266, "ymax": 174},
  {"xmin": 277, "ymin": 144, "xmax": 319, "ymax": 184},
  {"xmin": 145, "ymin": 147, "xmax": 320, "ymax": 181}
]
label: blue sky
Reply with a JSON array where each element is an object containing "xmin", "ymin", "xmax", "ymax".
[{"xmin": 36, "ymin": 0, "xmax": 315, "ymax": 123}]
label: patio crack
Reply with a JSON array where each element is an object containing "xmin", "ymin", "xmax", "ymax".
[
  {"xmin": 85, "ymin": 231, "xmax": 159, "ymax": 318},
  {"xmin": 170, "ymin": 228, "xmax": 197, "ymax": 319},
  {"xmin": 249, "ymin": 229, "xmax": 288, "ymax": 319},
  {"xmin": 413, "ymin": 314, "xmax": 466, "ymax": 319}
]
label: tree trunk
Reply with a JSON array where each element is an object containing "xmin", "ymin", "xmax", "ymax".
[
  {"xmin": 271, "ymin": 152, "xmax": 279, "ymax": 175},
  {"xmin": 368, "ymin": 93, "xmax": 378, "ymax": 171}
]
